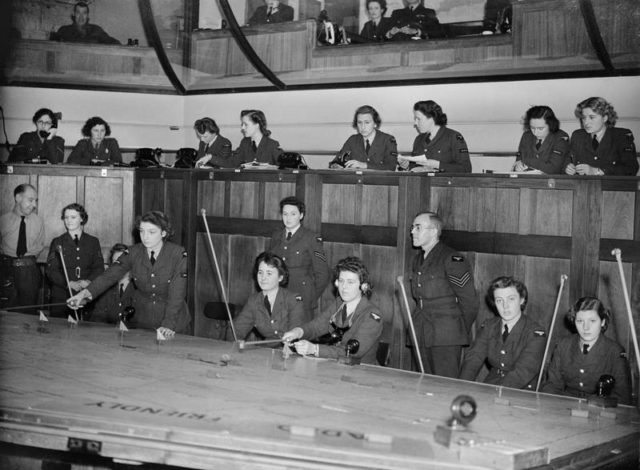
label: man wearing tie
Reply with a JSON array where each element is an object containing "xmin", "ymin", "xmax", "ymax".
[
  {"xmin": 386, "ymin": 0, "xmax": 443, "ymax": 41},
  {"xmin": 0, "ymin": 184, "xmax": 45, "ymax": 312},
  {"xmin": 248, "ymin": 0, "xmax": 294, "ymax": 25}
]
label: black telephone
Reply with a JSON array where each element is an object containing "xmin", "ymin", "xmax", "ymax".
[
  {"xmin": 277, "ymin": 152, "xmax": 308, "ymax": 170},
  {"xmin": 38, "ymin": 112, "xmax": 61, "ymax": 139},
  {"xmin": 174, "ymin": 148, "xmax": 197, "ymax": 168},
  {"xmin": 329, "ymin": 151, "xmax": 351, "ymax": 168}
]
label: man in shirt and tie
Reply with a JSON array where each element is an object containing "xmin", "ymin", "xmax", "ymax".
[
  {"xmin": 407, "ymin": 212, "xmax": 478, "ymax": 377},
  {"xmin": 386, "ymin": 0, "xmax": 444, "ymax": 41},
  {"xmin": 459, "ymin": 276, "xmax": 547, "ymax": 389},
  {"xmin": 0, "ymin": 184, "xmax": 45, "ymax": 312},
  {"xmin": 248, "ymin": 0, "xmax": 294, "ymax": 25}
]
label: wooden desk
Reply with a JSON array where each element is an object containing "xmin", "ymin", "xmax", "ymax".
[{"xmin": 0, "ymin": 311, "xmax": 637, "ymax": 469}]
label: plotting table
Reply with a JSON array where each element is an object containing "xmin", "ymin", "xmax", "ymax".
[{"xmin": 0, "ymin": 311, "xmax": 638, "ymax": 469}]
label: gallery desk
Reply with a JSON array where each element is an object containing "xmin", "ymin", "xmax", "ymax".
[{"xmin": 0, "ymin": 312, "xmax": 638, "ymax": 470}]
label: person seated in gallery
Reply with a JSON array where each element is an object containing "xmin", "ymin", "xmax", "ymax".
[
  {"xmin": 458, "ymin": 276, "xmax": 547, "ymax": 390},
  {"xmin": 90, "ymin": 243, "xmax": 134, "ymax": 324},
  {"xmin": 248, "ymin": 0, "xmax": 294, "ymax": 26},
  {"xmin": 565, "ymin": 97, "xmax": 638, "ymax": 176},
  {"xmin": 397, "ymin": 100, "xmax": 471, "ymax": 173},
  {"xmin": 331, "ymin": 105, "xmax": 398, "ymax": 170},
  {"xmin": 8, "ymin": 108, "xmax": 65, "ymax": 164},
  {"xmin": 67, "ymin": 116, "xmax": 122, "ymax": 166},
  {"xmin": 52, "ymin": 2, "xmax": 120, "ymax": 45},
  {"xmin": 234, "ymin": 109, "xmax": 283, "ymax": 166},
  {"xmin": 512, "ymin": 105, "xmax": 569, "ymax": 174},
  {"xmin": 541, "ymin": 297, "xmax": 631, "ymax": 404},
  {"xmin": 385, "ymin": 0, "xmax": 444, "ymax": 41},
  {"xmin": 282, "ymin": 256, "xmax": 384, "ymax": 364},
  {"xmin": 193, "ymin": 117, "xmax": 234, "ymax": 168},
  {"xmin": 357, "ymin": 0, "xmax": 394, "ymax": 43},
  {"xmin": 234, "ymin": 252, "xmax": 304, "ymax": 342}
]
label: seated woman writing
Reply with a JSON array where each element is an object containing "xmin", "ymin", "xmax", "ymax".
[
  {"xmin": 541, "ymin": 297, "xmax": 631, "ymax": 405},
  {"xmin": 281, "ymin": 257, "xmax": 384, "ymax": 364},
  {"xmin": 234, "ymin": 252, "xmax": 304, "ymax": 341},
  {"xmin": 193, "ymin": 117, "xmax": 233, "ymax": 168}
]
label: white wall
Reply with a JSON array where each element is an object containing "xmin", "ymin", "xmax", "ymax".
[{"xmin": 2, "ymin": 75, "xmax": 639, "ymax": 172}]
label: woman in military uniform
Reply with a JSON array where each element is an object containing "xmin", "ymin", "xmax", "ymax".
[
  {"xmin": 282, "ymin": 257, "xmax": 384, "ymax": 364},
  {"xmin": 397, "ymin": 100, "xmax": 471, "ymax": 173},
  {"xmin": 268, "ymin": 196, "xmax": 330, "ymax": 323},
  {"xmin": 8, "ymin": 108, "xmax": 65, "ymax": 164},
  {"xmin": 46, "ymin": 203, "xmax": 104, "ymax": 318},
  {"xmin": 67, "ymin": 116, "xmax": 122, "ymax": 166},
  {"xmin": 459, "ymin": 276, "xmax": 547, "ymax": 389},
  {"xmin": 235, "ymin": 252, "xmax": 304, "ymax": 341},
  {"xmin": 67, "ymin": 211, "xmax": 190, "ymax": 337},
  {"xmin": 513, "ymin": 105, "xmax": 569, "ymax": 174},
  {"xmin": 193, "ymin": 117, "xmax": 233, "ymax": 168},
  {"xmin": 234, "ymin": 109, "xmax": 283, "ymax": 166},
  {"xmin": 332, "ymin": 105, "xmax": 398, "ymax": 171},
  {"xmin": 541, "ymin": 297, "xmax": 631, "ymax": 404}
]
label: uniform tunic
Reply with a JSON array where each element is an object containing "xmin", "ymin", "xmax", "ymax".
[
  {"xmin": 86, "ymin": 242, "xmax": 190, "ymax": 333},
  {"xmin": 9, "ymin": 131, "xmax": 65, "ymax": 164},
  {"xmin": 388, "ymin": 5, "xmax": 443, "ymax": 40},
  {"xmin": 235, "ymin": 288, "xmax": 304, "ymax": 340},
  {"xmin": 542, "ymin": 335, "xmax": 631, "ymax": 404},
  {"xmin": 54, "ymin": 23, "xmax": 120, "ymax": 44},
  {"xmin": 90, "ymin": 277, "xmax": 134, "ymax": 324},
  {"xmin": 235, "ymin": 136, "xmax": 283, "ymax": 166},
  {"xmin": 269, "ymin": 226, "xmax": 330, "ymax": 322},
  {"xmin": 46, "ymin": 232, "xmax": 104, "ymax": 316},
  {"xmin": 197, "ymin": 135, "xmax": 233, "ymax": 168},
  {"xmin": 516, "ymin": 130, "xmax": 569, "ymax": 174},
  {"xmin": 68, "ymin": 138, "xmax": 122, "ymax": 165},
  {"xmin": 301, "ymin": 297, "xmax": 384, "ymax": 364},
  {"xmin": 568, "ymin": 127, "xmax": 638, "ymax": 176},
  {"xmin": 459, "ymin": 315, "xmax": 546, "ymax": 389},
  {"xmin": 248, "ymin": 4, "xmax": 294, "ymax": 25},
  {"xmin": 409, "ymin": 242, "xmax": 478, "ymax": 376},
  {"xmin": 359, "ymin": 18, "xmax": 394, "ymax": 42},
  {"xmin": 411, "ymin": 127, "xmax": 471, "ymax": 173},
  {"xmin": 336, "ymin": 131, "xmax": 398, "ymax": 170}
]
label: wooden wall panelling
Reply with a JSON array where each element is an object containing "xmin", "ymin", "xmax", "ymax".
[
  {"xmin": 601, "ymin": 191, "xmax": 635, "ymax": 240},
  {"xmin": 518, "ymin": 187, "xmax": 573, "ymax": 237},
  {"xmin": 33, "ymin": 174, "xmax": 76, "ymax": 260},
  {"xmin": 84, "ymin": 175, "xmax": 127, "ymax": 259},
  {"xmin": 196, "ymin": 178, "xmax": 225, "ymax": 217},
  {"xmin": 297, "ymin": 172, "xmax": 322, "ymax": 232},
  {"xmin": 597, "ymin": 260, "xmax": 633, "ymax": 346},
  {"xmin": 263, "ymin": 181, "xmax": 296, "ymax": 221}
]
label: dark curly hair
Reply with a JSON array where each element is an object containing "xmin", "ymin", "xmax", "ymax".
[
  {"xmin": 241, "ymin": 109, "xmax": 271, "ymax": 137},
  {"xmin": 279, "ymin": 196, "xmax": 305, "ymax": 216},
  {"xmin": 135, "ymin": 210, "xmax": 173, "ymax": 240},
  {"xmin": 565, "ymin": 296, "xmax": 610, "ymax": 333},
  {"xmin": 352, "ymin": 105, "xmax": 382, "ymax": 129},
  {"xmin": 32, "ymin": 108, "xmax": 58, "ymax": 127},
  {"xmin": 523, "ymin": 105, "xmax": 560, "ymax": 133},
  {"xmin": 253, "ymin": 251, "xmax": 289, "ymax": 288},
  {"xmin": 574, "ymin": 97, "xmax": 618, "ymax": 127},
  {"xmin": 61, "ymin": 202, "xmax": 88, "ymax": 225},
  {"xmin": 194, "ymin": 117, "xmax": 220, "ymax": 135},
  {"xmin": 81, "ymin": 116, "xmax": 111, "ymax": 137},
  {"xmin": 487, "ymin": 276, "xmax": 528, "ymax": 312},
  {"xmin": 414, "ymin": 100, "xmax": 447, "ymax": 126},
  {"xmin": 334, "ymin": 256, "xmax": 372, "ymax": 298},
  {"xmin": 366, "ymin": 0, "xmax": 387, "ymax": 15}
]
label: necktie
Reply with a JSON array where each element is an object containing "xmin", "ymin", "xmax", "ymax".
[
  {"xmin": 74, "ymin": 234, "xmax": 79, "ymax": 246},
  {"xmin": 502, "ymin": 324, "xmax": 509, "ymax": 342},
  {"xmin": 592, "ymin": 135, "xmax": 599, "ymax": 150},
  {"xmin": 150, "ymin": 251, "xmax": 156, "ymax": 265},
  {"xmin": 17, "ymin": 216, "xmax": 27, "ymax": 258},
  {"xmin": 251, "ymin": 140, "xmax": 257, "ymax": 152},
  {"xmin": 119, "ymin": 283, "xmax": 125, "ymax": 298},
  {"xmin": 286, "ymin": 231, "xmax": 292, "ymax": 241},
  {"xmin": 535, "ymin": 139, "xmax": 542, "ymax": 150},
  {"xmin": 264, "ymin": 295, "xmax": 271, "ymax": 316},
  {"xmin": 267, "ymin": 7, "xmax": 272, "ymax": 17},
  {"xmin": 582, "ymin": 344, "xmax": 589, "ymax": 354},
  {"xmin": 424, "ymin": 133, "xmax": 431, "ymax": 145},
  {"xmin": 340, "ymin": 305, "xmax": 347, "ymax": 325},
  {"xmin": 365, "ymin": 139, "xmax": 371, "ymax": 154}
]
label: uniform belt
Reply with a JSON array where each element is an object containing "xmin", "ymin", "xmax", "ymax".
[
  {"xmin": 2, "ymin": 255, "xmax": 37, "ymax": 267},
  {"xmin": 415, "ymin": 296, "xmax": 455, "ymax": 310}
]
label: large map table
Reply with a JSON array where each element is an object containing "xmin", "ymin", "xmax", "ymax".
[{"xmin": 0, "ymin": 312, "xmax": 638, "ymax": 469}]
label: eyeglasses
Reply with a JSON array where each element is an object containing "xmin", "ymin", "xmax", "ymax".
[
  {"xmin": 411, "ymin": 224, "xmax": 436, "ymax": 232},
  {"xmin": 37, "ymin": 120, "xmax": 53, "ymax": 126}
]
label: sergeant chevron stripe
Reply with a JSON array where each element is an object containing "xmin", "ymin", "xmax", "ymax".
[{"xmin": 448, "ymin": 271, "xmax": 470, "ymax": 288}]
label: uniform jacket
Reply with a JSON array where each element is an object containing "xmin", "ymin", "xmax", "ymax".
[
  {"xmin": 388, "ymin": 5, "xmax": 443, "ymax": 40},
  {"xmin": 87, "ymin": 242, "xmax": 190, "ymax": 333},
  {"xmin": 459, "ymin": 315, "xmax": 546, "ymax": 389},
  {"xmin": 568, "ymin": 127, "xmax": 638, "ymax": 176},
  {"xmin": 68, "ymin": 138, "xmax": 122, "ymax": 165},
  {"xmin": 46, "ymin": 232, "xmax": 104, "ymax": 300},
  {"xmin": 269, "ymin": 226, "xmax": 330, "ymax": 322},
  {"xmin": 9, "ymin": 131, "xmax": 65, "ymax": 164},
  {"xmin": 542, "ymin": 335, "xmax": 631, "ymax": 404},
  {"xmin": 337, "ymin": 130, "xmax": 398, "ymax": 170},
  {"xmin": 411, "ymin": 127, "xmax": 471, "ymax": 173},
  {"xmin": 302, "ymin": 297, "xmax": 384, "ymax": 364},
  {"xmin": 197, "ymin": 135, "xmax": 234, "ymax": 168},
  {"xmin": 516, "ymin": 130, "xmax": 569, "ymax": 174},
  {"xmin": 235, "ymin": 288, "xmax": 304, "ymax": 340},
  {"xmin": 54, "ymin": 24, "xmax": 120, "ymax": 44},
  {"xmin": 410, "ymin": 242, "xmax": 478, "ymax": 347},
  {"xmin": 235, "ymin": 136, "xmax": 283, "ymax": 165},
  {"xmin": 359, "ymin": 17, "xmax": 394, "ymax": 42},
  {"xmin": 90, "ymin": 277, "xmax": 134, "ymax": 324},
  {"xmin": 248, "ymin": 4, "xmax": 294, "ymax": 25}
]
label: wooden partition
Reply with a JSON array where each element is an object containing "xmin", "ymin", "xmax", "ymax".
[
  {"xmin": 132, "ymin": 168, "xmax": 640, "ymax": 375},
  {"xmin": 0, "ymin": 164, "xmax": 135, "ymax": 262}
]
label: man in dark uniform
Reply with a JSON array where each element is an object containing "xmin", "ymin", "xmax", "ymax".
[
  {"xmin": 53, "ymin": 2, "xmax": 120, "ymax": 45},
  {"xmin": 408, "ymin": 212, "xmax": 478, "ymax": 377},
  {"xmin": 386, "ymin": 0, "xmax": 443, "ymax": 41},
  {"xmin": 248, "ymin": 1, "xmax": 295, "ymax": 25},
  {"xmin": 0, "ymin": 184, "xmax": 45, "ymax": 313},
  {"xmin": 459, "ymin": 277, "xmax": 547, "ymax": 389}
]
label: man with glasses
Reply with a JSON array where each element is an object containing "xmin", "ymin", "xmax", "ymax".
[
  {"xmin": 9, "ymin": 108, "xmax": 65, "ymax": 163},
  {"xmin": 407, "ymin": 212, "xmax": 478, "ymax": 377}
]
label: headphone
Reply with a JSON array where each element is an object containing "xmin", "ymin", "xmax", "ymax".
[{"xmin": 334, "ymin": 280, "xmax": 370, "ymax": 295}]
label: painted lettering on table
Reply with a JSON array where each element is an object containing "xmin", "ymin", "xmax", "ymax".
[
  {"xmin": 85, "ymin": 401, "xmax": 221, "ymax": 422},
  {"xmin": 278, "ymin": 424, "xmax": 365, "ymax": 440}
]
